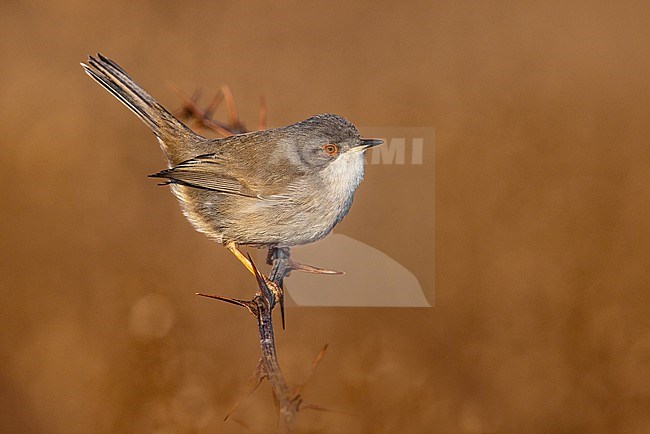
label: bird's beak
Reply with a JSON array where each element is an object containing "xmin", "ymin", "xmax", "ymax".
[{"xmin": 357, "ymin": 138, "xmax": 383, "ymax": 150}]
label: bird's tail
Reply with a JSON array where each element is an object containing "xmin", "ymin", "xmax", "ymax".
[{"xmin": 81, "ymin": 53, "xmax": 200, "ymax": 164}]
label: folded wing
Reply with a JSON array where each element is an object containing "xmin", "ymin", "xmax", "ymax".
[{"xmin": 149, "ymin": 154, "xmax": 257, "ymax": 197}]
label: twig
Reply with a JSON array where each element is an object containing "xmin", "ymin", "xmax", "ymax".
[
  {"xmin": 198, "ymin": 249, "xmax": 303, "ymax": 432},
  {"xmin": 176, "ymin": 87, "xmax": 340, "ymax": 432},
  {"xmin": 258, "ymin": 96, "xmax": 267, "ymax": 131},
  {"xmin": 170, "ymin": 83, "xmax": 269, "ymax": 136}
]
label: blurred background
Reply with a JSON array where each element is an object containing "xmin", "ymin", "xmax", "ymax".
[{"xmin": 1, "ymin": 0, "xmax": 649, "ymax": 432}]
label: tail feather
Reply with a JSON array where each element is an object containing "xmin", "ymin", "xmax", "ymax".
[{"xmin": 81, "ymin": 53, "xmax": 200, "ymax": 164}]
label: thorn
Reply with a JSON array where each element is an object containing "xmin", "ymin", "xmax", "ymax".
[
  {"xmin": 167, "ymin": 82, "xmax": 195, "ymax": 111},
  {"xmin": 288, "ymin": 259, "xmax": 344, "ymax": 275},
  {"xmin": 204, "ymin": 91, "xmax": 223, "ymax": 120},
  {"xmin": 229, "ymin": 416, "xmax": 261, "ymax": 432},
  {"xmin": 196, "ymin": 293, "xmax": 257, "ymax": 315},
  {"xmin": 299, "ymin": 401, "xmax": 358, "ymax": 417},
  {"xmin": 294, "ymin": 343, "xmax": 329, "ymax": 396},
  {"xmin": 224, "ymin": 362, "xmax": 265, "ymax": 422},
  {"xmin": 247, "ymin": 253, "xmax": 271, "ymax": 302},
  {"xmin": 280, "ymin": 288, "xmax": 285, "ymax": 330},
  {"xmin": 246, "ymin": 253, "xmax": 284, "ymax": 311},
  {"xmin": 312, "ymin": 343, "xmax": 329, "ymax": 372},
  {"xmin": 221, "ymin": 84, "xmax": 240, "ymax": 130}
]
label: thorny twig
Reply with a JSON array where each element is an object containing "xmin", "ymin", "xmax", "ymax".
[
  {"xmin": 198, "ymin": 249, "xmax": 332, "ymax": 433},
  {"xmin": 169, "ymin": 83, "xmax": 264, "ymax": 135},
  {"xmin": 177, "ymin": 87, "xmax": 336, "ymax": 432}
]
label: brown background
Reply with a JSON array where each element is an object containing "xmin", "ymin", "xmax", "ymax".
[{"xmin": 1, "ymin": 0, "xmax": 649, "ymax": 432}]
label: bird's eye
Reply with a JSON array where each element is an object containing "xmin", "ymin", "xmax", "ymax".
[{"xmin": 322, "ymin": 144, "xmax": 339, "ymax": 157}]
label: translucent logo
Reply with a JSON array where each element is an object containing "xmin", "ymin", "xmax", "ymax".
[{"xmin": 278, "ymin": 127, "xmax": 435, "ymax": 307}]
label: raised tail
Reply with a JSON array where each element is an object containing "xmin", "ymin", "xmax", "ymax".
[{"xmin": 81, "ymin": 53, "xmax": 202, "ymax": 165}]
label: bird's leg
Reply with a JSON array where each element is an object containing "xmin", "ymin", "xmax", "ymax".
[
  {"xmin": 225, "ymin": 241, "xmax": 256, "ymax": 275},
  {"xmin": 225, "ymin": 242, "xmax": 283, "ymax": 310}
]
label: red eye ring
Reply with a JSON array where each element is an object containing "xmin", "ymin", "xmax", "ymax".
[{"xmin": 322, "ymin": 144, "xmax": 339, "ymax": 156}]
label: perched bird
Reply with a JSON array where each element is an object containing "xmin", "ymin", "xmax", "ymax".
[{"xmin": 81, "ymin": 54, "xmax": 381, "ymax": 274}]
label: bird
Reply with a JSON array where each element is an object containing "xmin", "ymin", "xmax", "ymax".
[{"xmin": 81, "ymin": 54, "xmax": 381, "ymax": 277}]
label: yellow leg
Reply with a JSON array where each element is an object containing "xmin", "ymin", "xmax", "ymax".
[{"xmin": 225, "ymin": 241, "xmax": 255, "ymax": 275}]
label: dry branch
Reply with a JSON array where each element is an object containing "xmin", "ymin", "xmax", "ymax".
[{"xmin": 176, "ymin": 87, "xmax": 329, "ymax": 432}]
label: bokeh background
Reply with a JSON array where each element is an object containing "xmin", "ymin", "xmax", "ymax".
[{"xmin": 2, "ymin": 0, "xmax": 649, "ymax": 432}]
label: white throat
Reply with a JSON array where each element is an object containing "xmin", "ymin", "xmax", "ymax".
[{"xmin": 319, "ymin": 150, "xmax": 366, "ymax": 200}]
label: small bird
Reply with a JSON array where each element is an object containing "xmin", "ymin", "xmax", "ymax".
[{"xmin": 81, "ymin": 54, "xmax": 381, "ymax": 274}]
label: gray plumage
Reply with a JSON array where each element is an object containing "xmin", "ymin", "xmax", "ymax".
[{"xmin": 81, "ymin": 54, "xmax": 380, "ymax": 247}]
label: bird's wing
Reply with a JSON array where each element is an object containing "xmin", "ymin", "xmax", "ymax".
[
  {"xmin": 149, "ymin": 154, "xmax": 254, "ymax": 196},
  {"xmin": 149, "ymin": 154, "xmax": 292, "ymax": 200}
]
